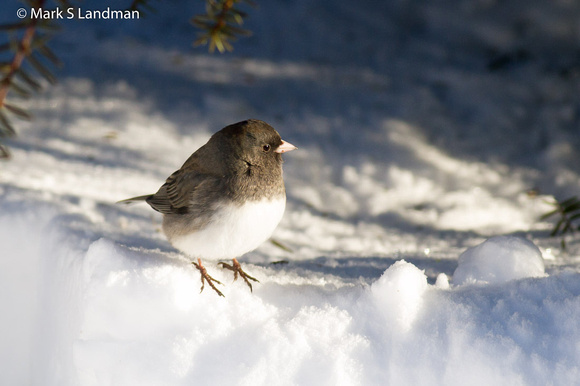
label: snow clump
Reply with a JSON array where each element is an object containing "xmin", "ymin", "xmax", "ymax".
[
  {"xmin": 453, "ymin": 236, "xmax": 545, "ymax": 286},
  {"xmin": 370, "ymin": 260, "xmax": 429, "ymax": 333}
]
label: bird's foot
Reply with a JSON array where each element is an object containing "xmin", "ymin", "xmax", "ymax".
[
  {"xmin": 192, "ymin": 258, "xmax": 224, "ymax": 297},
  {"xmin": 219, "ymin": 258, "xmax": 259, "ymax": 292}
]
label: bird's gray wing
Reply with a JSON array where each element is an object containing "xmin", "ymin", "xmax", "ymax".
[{"xmin": 146, "ymin": 169, "xmax": 224, "ymax": 215}]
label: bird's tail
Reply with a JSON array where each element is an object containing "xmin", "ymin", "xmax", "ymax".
[{"xmin": 116, "ymin": 194, "xmax": 153, "ymax": 205}]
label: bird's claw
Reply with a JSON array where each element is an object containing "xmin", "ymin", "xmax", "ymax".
[
  {"xmin": 192, "ymin": 259, "xmax": 224, "ymax": 297},
  {"xmin": 219, "ymin": 258, "xmax": 259, "ymax": 292}
]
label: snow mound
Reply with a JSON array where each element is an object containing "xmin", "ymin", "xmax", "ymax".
[
  {"xmin": 75, "ymin": 238, "xmax": 370, "ymax": 385},
  {"xmin": 370, "ymin": 260, "xmax": 428, "ymax": 333},
  {"xmin": 453, "ymin": 236, "xmax": 545, "ymax": 286}
]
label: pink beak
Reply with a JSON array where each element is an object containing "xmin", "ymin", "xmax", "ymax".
[{"xmin": 275, "ymin": 140, "xmax": 297, "ymax": 153}]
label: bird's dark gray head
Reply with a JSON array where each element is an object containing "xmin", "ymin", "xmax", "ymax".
[{"xmin": 214, "ymin": 119, "xmax": 294, "ymax": 167}]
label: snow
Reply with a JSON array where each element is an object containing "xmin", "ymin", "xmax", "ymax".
[
  {"xmin": 2, "ymin": 0, "xmax": 580, "ymax": 385},
  {"xmin": 453, "ymin": 236, "xmax": 546, "ymax": 285},
  {"xmin": 371, "ymin": 260, "xmax": 429, "ymax": 333}
]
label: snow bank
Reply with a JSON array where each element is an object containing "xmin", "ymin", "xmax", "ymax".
[
  {"xmin": 67, "ymin": 236, "xmax": 580, "ymax": 386},
  {"xmin": 2, "ymin": 207, "xmax": 580, "ymax": 386},
  {"xmin": 74, "ymin": 237, "xmax": 369, "ymax": 386},
  {"xmin": 370, "ymin": 260, "xmax": 428, "ymax": 333},
  {"xmin": 453, "ymin": 236, "xmax": 546, "ymax": 285},
  {"xmin": 0, "ymin": 202, "xmax": 86, "ymax": 386}
]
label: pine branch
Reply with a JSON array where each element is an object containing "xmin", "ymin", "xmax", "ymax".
[
  {"xmin": 541, "ymin": 196, "xmax": 580, "ymax": 250},
  {"xmin": 0, "ymin": 0, "xmax": 62, "ymax": 159},
  {"xmin": 192, "ymin": 0, "xmax": 255, "ymax": 53},
  {"xmin": 0, "ymin": 20, "xmax": 38, "ymax": 105},
  {"xmin": 0, "ymin": 21, "xmax": 36, "ymax": 158}
]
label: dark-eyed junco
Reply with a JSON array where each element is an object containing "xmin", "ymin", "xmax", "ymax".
[{"xmin": 119, "ymin": 119, "xmax": 296, "ymax": 296}]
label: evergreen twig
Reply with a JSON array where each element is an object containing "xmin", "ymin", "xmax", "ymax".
[
  {"xmin": 192, "ymin": 0, "xmax": 255, "ymax": 53},
  {"xmin": 0, "ymin": 0, "xmax": 61, "ymax": 159},
  {"xmin": 540, "ymin": 196, "xmax": 580, "ymax": 250}
]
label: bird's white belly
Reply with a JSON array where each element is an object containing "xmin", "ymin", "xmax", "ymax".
[{"xmin": 172, "ymin": 197, "xmax": 286, "ymax": 259}]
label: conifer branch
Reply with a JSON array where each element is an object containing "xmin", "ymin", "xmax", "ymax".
[
  {"xmin": 541, "ymin": 196, "xmax": 580, "ymax": 250},
  {"xmin": 0, "ymin": 0, "xmax": 62, "ymax": 159},
  {"xmin": 192, "ymin": 0, "xmax": 255, "ymax": 53},
  {"xmin": 0, "ymin": 12, "xmax": 38, "ymax": 158}
]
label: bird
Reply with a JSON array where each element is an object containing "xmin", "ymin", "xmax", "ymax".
[{"xmin": 119, "ymin": 119, "xmax": 296, "ymax": 296}]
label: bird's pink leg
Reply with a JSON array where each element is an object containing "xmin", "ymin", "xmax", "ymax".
[
  {"xmin": 192, "ymin": 258, "xmax": 224, "ymax": 297},
  {"xmin": 219, "ymin": 258, "xmax": 259, "ymax": 292}
]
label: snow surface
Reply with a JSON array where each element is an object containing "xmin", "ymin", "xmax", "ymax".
[
  {"xmin": 453, "ymin": 235, "xmax": 546, "ymax": 285},
  {"xmin": 2, "ymin": 0, "xmax": 580, "ymax": 385}
]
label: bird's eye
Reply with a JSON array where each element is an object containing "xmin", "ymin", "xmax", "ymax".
[{"xmin": 262, "ymin": 144, "xmax": 271, "ymax": 152}]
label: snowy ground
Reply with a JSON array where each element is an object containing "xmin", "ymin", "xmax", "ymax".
[{"xmin": 2, "ymin": 0, "xmax": 580, "ymax": 385}]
